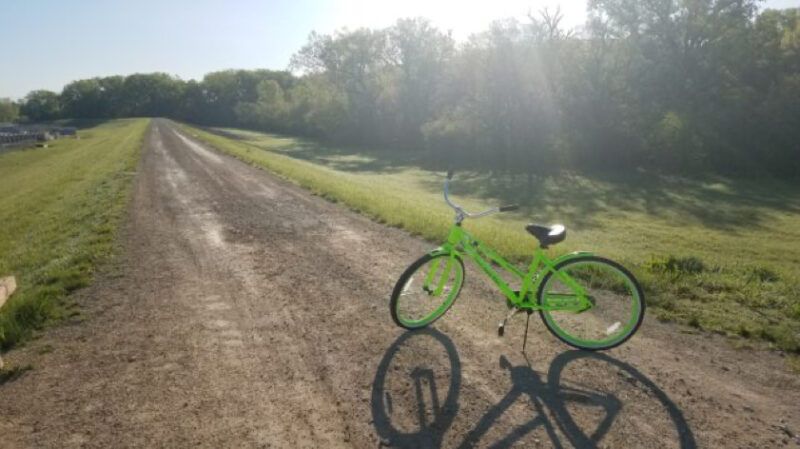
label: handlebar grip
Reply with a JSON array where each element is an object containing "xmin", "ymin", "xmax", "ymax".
[{"xmin": 499, "ymin": 204, "xmax": 519, "ymax": 212}]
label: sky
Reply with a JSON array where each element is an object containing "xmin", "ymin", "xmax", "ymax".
[{"xmin": 1, "ymin": 0, "xmax": 798, "ymax": 100}]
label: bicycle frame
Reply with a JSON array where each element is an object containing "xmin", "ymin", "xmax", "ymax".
[{"xmin": 426, "ymin": 224, "xmax": 595, "ymax": 312}]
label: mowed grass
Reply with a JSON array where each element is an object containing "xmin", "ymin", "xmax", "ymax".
[
  {"xmin": 179, "ymin": 123, "xmax": 800, "ymax": 352},
  {"xmin": 0, "ymin": 119, "xmax": 148, "ymax": 349}
]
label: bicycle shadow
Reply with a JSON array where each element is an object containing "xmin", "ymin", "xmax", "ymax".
[
  {"xmin": 547, "ymin": 351, "xmax": 697, "ymax": 449},
  {"xmin": 458, "ymin": 354, "xmax": 621, "ymax": 449},
  {"xmin": 372, "ymin": 330, "xmax": 696, "ymax": 449},
  {"xmin": 459, "ymin": 351, "xmax": 697, "ymax": 448},
  {"xmin": 371, "ymin": 328, "xmax": 461, "ymax": 448}
]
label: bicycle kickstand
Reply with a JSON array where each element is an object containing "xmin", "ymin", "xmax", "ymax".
[{"xmin": 522, "ymin": 310, "xmax": 532, "ymax": 353}]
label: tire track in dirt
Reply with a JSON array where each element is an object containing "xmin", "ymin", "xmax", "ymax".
[{"xmin": 1, "ymin": 119, "xmax": 799, "ymax": 448}]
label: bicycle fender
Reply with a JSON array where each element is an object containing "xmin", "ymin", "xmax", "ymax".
[{"xmin": 551, "ymin": 251, "xmax": 595, "ymax": 266}]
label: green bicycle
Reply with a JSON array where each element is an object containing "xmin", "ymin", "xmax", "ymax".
[{"xmin": 390, "ymin": 170, "xmax": 645, "ymax": 351}]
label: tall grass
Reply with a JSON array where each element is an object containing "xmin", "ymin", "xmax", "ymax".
[{"xmin": 0, "ymin": 119, "xmax": 148, "ymax": 349}]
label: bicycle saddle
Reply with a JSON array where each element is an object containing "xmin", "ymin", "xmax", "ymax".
[{"xmin": 525, "ymin": 224, "xmax": 566, "ymax": 248}]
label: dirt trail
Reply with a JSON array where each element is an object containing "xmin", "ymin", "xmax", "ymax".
[{"xmin": 1, "ymin": 119, "xmax": 798, "ymax": 448}]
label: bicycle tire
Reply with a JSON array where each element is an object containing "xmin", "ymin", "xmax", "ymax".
[
  {"xmin": 390, "ymin": 253, "xmax": 465, "ymax": 329},
  {"xmin": 537, "ymin": 256, "xmax": 645, "ymax": 350}
]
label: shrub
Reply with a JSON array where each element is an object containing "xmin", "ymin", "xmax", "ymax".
[
  {"xmin": 646, "ymin": 255, "xmax": 705, "ymax": 275},
  {"xmin": 746, "ymin": 265, "xmax": 779, "ymax": 283}
]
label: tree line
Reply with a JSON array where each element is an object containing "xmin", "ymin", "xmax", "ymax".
[{"xmin": 13, "ymin": 1, "xmax": 800, "ymax": 177}]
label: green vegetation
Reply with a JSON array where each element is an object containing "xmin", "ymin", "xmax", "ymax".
[
  {"xmin": 16, "ymin": 4, "xmax": 800, "ymax": 178},
  {"xmin": 19, "ymin": 90, "xmax": 59, "ymax": 121},
  {"xmin": 179, "ymin": 123, "xmax": 800, "ymax": 352},
  {"xmin": 0, "ymin": 98, "xmax": 19, "ymax": 122},
  {"xmin": 0, "ymin": 119, "xmax": 148, "ymax": 349}
]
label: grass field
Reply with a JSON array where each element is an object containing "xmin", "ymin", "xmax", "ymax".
[
  {"xmin": 179, "ymin": 123, "xmax": 800, "ymax": 353},
  {"xmin": 0, "ymin": 119, "xmax": 148, "ymax": 350}
]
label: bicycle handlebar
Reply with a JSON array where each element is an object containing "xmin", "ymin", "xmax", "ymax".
[{"xmin": 443, "ymin": 171, "xmax": 518, "ymax": 221}]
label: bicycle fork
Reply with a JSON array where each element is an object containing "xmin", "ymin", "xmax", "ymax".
[{"xmin": 422, "ymin": 256, "xmax": 455, "ymax": 296}]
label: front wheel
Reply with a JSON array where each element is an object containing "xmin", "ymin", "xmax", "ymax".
[
  {"xmin": 537, "ymin": 256, "xmax": 645, "ymax": 350},
  {"xmin": 390, "ymin": 253, "xmax": 465, "ymax": 329}
]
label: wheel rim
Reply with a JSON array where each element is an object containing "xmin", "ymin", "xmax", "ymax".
[
  {"xmin": 541, "ymin": 261, "xmax": 641, "ymax": 348},
  {"xmin": 395, "ymin": 256, "xmax": 463, "ymax": 327}
]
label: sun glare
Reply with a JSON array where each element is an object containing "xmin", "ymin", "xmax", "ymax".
[{"xmin": 328, "ymin": 0, "xmax": 588, "ymax": 39}]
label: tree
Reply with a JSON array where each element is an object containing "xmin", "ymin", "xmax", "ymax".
[
  {"xmin": 121, "ymin": 73, "xmax": 184, "ymax": 117},
  {"xmin": 291, "ymin": 29, "xmax": 391, "ymax": 143},
  {"xmin": 60, "ymin": 79, "xmax": 104, "ymax": 118},
  {"xmin": 0, "ymin": 98, "xmax": 19, "ymax": 122},
  {"xmin": 384, "ymin": 18, "xmax": 455, "ymax": 147},
  {"xmin": 285, "ymin": 75, "xmax": 347, "ymax": 138},
  {"xmin": 20, "ymin": 90, "xmax": 60, "ymax": 121},
  {"xmin": 422, "ymin": 17, "xmax": 561, "ymax": 177}
]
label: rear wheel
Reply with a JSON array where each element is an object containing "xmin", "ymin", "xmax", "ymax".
[
  {"xmin": 537, "ymin": 256, "xmax": 644, "ymax": 350},
  {"xmin": 390, "ymin": 253, "xmax": 464, "ymax": 329}
]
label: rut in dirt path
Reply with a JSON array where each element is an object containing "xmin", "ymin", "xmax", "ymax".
[{"xmin": 1, "ymin": 119, "xmax": 799, "ymax": 449}]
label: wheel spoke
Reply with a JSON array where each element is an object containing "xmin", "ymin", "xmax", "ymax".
[{"xmin": 400, "ymin": 277, "xmax": 414, "ymax": 296}]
